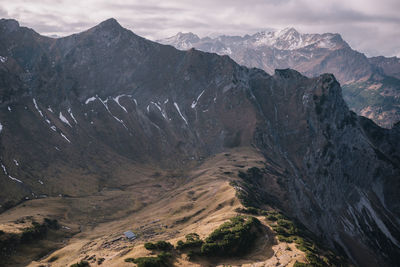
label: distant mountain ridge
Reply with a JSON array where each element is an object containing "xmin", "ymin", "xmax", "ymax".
[{"xmin": 159, "ymin": 28, "xmax": 400, "ymax": 128}]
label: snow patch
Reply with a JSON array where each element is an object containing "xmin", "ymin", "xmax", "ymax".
[
  {"xmin": 59, "ymin": 112, "xmax": 72, "ymax": 127},
  {"xmin": 45, "ymin": 119, "xmax": 51, "ymax": 124},
  {"xmin": 47, "ymin": 107, "xmax": 54, "ymax": 113},
  {"xmin": 191, "ymin": 90, "xmax": 205, "ymax": 108},
  {"xmin": 33, "ymin": 98, "xmax": 44, "ymax": 117},
  {"xmin": 13, "ymin": 159, "xmax": 19, "ymax": 166},
  {"xmin": 1, "ymin": 162, "xmax": 22, "ymax": 183},
  {"xmin": 38, "ymin": 180, "xmax": 44, "ymax": 185},
  {"xmin": 60, "ymin": 133, "xmax": 71, "ymax": 143},
  {"xmin": 0, "ymin": 122, "xmax": 3, "ymax": 133},
  {"xmin": 150, "ymin": 101, "xmax": 168, "ymax": 120},
  {"xmin": 9, "ymin": 175, "xmax": 22, "ymax": 183},
  {"xmin": 0, "ymin": 56, "xmax": 7, "ymax": 63},
  {"xmin": 113, "ymin": 95, "xmax": 128, "ymax": 113},
  {"xmin": 98, "ymin": 97, "xmax": 128, "ymax": 130},
  {"xmin": 221, "ymin": 47, "xmax": 232, "ymax": 55},
  {"xmin": 174, "ymin": 102, "xmax": 188, "ymax": 125},
  {"xmin": 68, "ymin": 108, "xmax": 78, "ymax": 124},
  {"xmin": 7, "ymin": 106, "xmax": 11, "ymax": 112},
  {"xmin": 50, "ymin": 126, "xmax": 57, "ymax": 131},
  {"xmin": 85, "ymin": 96, "xmax": 97, "ymax": 104}
]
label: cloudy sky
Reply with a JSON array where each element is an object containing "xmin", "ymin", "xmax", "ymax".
[{"xmin": 1, "ymin": 0, "xmax": 399, "ymax": 57}]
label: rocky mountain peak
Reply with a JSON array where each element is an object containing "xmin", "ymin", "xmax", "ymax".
[
  {"xmin": 0, "ymin": 18, "xmax": 20, "ymax": 33},
  {"xmin": 158, "ymin": 32, "xmax": 200, "ymax": 50},
  {"xmin": 96, "ymin": 18, "xmax": 122, "ymax": 29}
]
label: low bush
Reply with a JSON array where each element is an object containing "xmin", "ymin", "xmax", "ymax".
[
  {"xmin": 176, "ymin": 233, "xmax": 203, "ymax": 250},
  {"xmin": 293, "ymin": 261, "xmax": 311, "ymax": 267},
  {"xmin": 125, "ymin": 252, "xmax": 172, "ymax": 267},
  {"xmin": 70, "ymin": 260, "xmax": 90, "ymax": 267},
  {"xmin": 144, "ymin": 241, "xmax": 173, "ymax": 251},
  {"xmin": 200, "ymin": 216, "xmax": 261, "ymax": 257}
]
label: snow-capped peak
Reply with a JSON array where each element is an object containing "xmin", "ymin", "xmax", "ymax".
[{"xmin": 159, "ymin": 32, "xmax": 200, "ymax": 50}]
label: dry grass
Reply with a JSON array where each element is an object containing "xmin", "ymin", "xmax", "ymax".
[{"xmin": 0, "ymin": 147, "xmax": 306, "ymax": 266}]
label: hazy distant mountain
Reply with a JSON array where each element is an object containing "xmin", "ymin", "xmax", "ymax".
[
  {"xmin": 159, "ymin": 28, "xmax": 400, "ymax": 128},
  {"xmin": 0, "ymin": 18, "xmax": 399, "ymax": 266}
]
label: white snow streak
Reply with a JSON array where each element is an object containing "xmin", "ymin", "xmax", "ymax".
[
  {"xmin": 191, "ymin": 90, "xmax": 205, "ymax": 108},
  {"xmin": 33, "ymin": 98, "xmax": 43, "ymax": 117},
  {"xmin": 0, "ymin": 56, "xmax": 7, "ymax": 63},
  {"xmin": 8, "ymin": 175, "xmax": 22, "ymax": 183},
  {"xmin": 59, "ymin": 112, "xmax": 72, "ymax": 127},
  {"xmin": 151, "ymin": 101, "xmax": 168, "ymax": 120},
  {"xmin": 7, "ymin": 106, "xmax": 11, "ymax": 112},
  {"xmin": 113, "ymin": 95, "xmax": 128, "ymax": 113},
  {"xmin": 13, "ymin": 159, "xmax": 19, "ymax": 166},
  {"xmin": 50, "ymin": 126, "xmax": 57, "ymax": 131},
  {"xmin": 1, "ymin": 162, "xmax": 22, "ymax": 183},
  {"xmin": 85, "ymin": 96, "xmax": 97, "ymax": 104},
  {"xmin": 174, "ymin": 102, "xmax": 188, "ymax": 125},
  {"xmin": 60, "ymin": 133, "xmax": 71, "ymax": 143},
  {"xmin": 0, "ymin": 122, "xmax": 3, "ymax": 133},
  {"xmin": 99, "ymin": 97, "xmax": 128, "ymax": 130},
  {"xmin": 68, "ymin": 108, "xmax": 78, "ymax": 124},
  {"xmin": 47, "ymin": 107, "xmax": 54, "ymax": 113}
]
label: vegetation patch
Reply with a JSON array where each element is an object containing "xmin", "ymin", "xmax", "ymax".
[
  {"xmin": 265, "ymin": 211, "xmax": 349, "ymax": 266},
  {"xmin": 144, "ymin": 241, "xmax": 173, "ymax": 251},
  {"xmin": 125, "ymin": 251, "xmax": 172, "ymax": 267},
  {"xmin": 200, "ymin": 216, "xmax": 261, "ymax": 257},
  {"xmin": 176, "ymin": 233, "xmax": 203, "ymax": 250},
  {"xmin": 70, "ymin": 260, "xmax": 90, "ymax": 267},
  {"xmin": 230, "ymin": 171, "xmax": 353, "ymax": 267},
  {"xmin": 0, "ymin": 218, "xmax": 60, "ymax": 265}
]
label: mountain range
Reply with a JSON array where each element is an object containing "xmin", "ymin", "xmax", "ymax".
[
  {"xmin": 0, "ymin": 18, "xmax": 399, "ymax": 266},
  {"xmin": 159, "ymin": 28, "xmax": 400, "ymax": 128}
]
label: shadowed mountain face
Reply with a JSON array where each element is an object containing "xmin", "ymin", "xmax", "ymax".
[
  {"xmin": 159, "ymin": 29, "xmax": 400, "ymax": 128},
  {"xmin": 0, "ymin": 18, "xmax": 400, "ymax": 266}
]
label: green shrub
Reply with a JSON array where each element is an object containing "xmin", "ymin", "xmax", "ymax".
[
  {"xmin": 48, "ymin": 255, "xmax": 58, "ymax": 262},
  {"xmin": 144, "ymin": 242, "xmax": 157, "ymax": 250},
  {"xmin": 176, "ymin": 233, "xmax": 203, "ymax": 250},
  {"xmin": 266, "ymin": 214, "xmax": 278, "ymax": 221},
  {"xmin": 70, "ymin": 260, "xmax": 90, "ymax": 267},
  {"xmin": 21, "ymin": 222, "xmax": 47, "ymax": 243},
  {"xmin": 200, "ymin": 216, "xmax": 261, "ymax": 257},
  {"xmin": 144, "ymin": 241, "xmax": 173, "ymax": 251},
  {"xmin": 293, "ymin": 261, "xmax": 310, "ymax": 267},
  {"xmin": 44, "ymin": 218, "xmax": 60, "ymax": 230},
  {"xmin": 132, "ymin": 257, "xmax": 161, "ymax": 267}
]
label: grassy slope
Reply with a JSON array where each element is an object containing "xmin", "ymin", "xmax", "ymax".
[{"xmin": 0, "ymin": 147, "xmax": 310, "ymax": 267}]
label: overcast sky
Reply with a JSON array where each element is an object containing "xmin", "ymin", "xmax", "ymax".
[{"xmin": 1, "ymin": 0, "xmax": 399, "ymax": 57}]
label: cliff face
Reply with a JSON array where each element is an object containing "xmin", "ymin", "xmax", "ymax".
[{"xmin": 0, "ymin": 19, "xmax": 399, "ymax": 266}]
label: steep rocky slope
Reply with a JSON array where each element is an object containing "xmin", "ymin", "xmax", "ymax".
[
  {"xmin": 0, "ymin": 18, "xmax": 399, "ymax": 266},
  {"xmin": 160, "ymin": 29, "xmax": 400, "ymax": 128}
]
